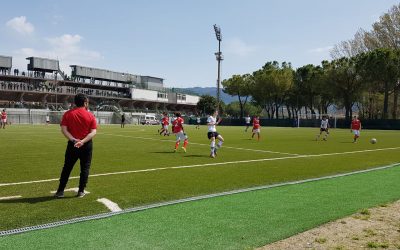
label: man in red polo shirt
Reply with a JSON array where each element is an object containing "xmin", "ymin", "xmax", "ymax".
[{"xmin": 54, "ymin": 93, "xmax": 97, "ymax": 198}]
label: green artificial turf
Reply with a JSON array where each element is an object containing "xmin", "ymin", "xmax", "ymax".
[
  {"xmin": 0, "ymin": 125, "xmax": 399, "ymax": 231},
  {"xmin": 1, "ymin": 164, "xmax": 400, "ymax": 249}
]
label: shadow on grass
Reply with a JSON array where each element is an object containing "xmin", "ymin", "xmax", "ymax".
[
  {"xmin": 151, "ymin": 151, "xmax": 176, "ymax": 154},
  {"xmin": 183, "ymin": 154, "xmax": 209, "ymax": 158},
  {"xmin": 0, "ymin": 196, "xmax": 74, "ymax": 204}
]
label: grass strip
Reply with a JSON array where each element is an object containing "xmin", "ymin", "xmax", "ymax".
[{"xmin": 1, "ymin": 165, "xmax": 400, "ymax": 249}]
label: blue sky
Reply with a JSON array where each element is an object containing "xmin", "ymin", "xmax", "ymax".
[{"xmin": 0, "ymin": 0, "xmax": 398, "ymax": 88}]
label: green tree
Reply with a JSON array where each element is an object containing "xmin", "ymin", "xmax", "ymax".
[
  {"xmin": 196, "ymin": 95, "xmax": 218, "ymax": 116},
  {"xmin": 295, "ymin": 64, "xmax": 321, "ymax": 117},
  {"xmin": 252, "ymin": 61, "xmax": 293, "ymax": 119},
  {"xmin": 326, "ymin": 57, "xmax": 364, "ymax": 120},
  {"xmin": 356, "ymin": 48, "xmax": 400, "ymax": 119},
  {"xmin": 222, "ymin": 74, "xmax": 253, "ymax": 118},
  {"xmin": 225, "ymin": 101, "xmax": 262, "ymax": 118}
]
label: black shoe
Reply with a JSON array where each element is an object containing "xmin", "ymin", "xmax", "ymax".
[
  {"xmin": 54, "ymin": 191, "xmax": 64, "ymax": 198},
  {"xmin": 76, "ymin": 191, "xmax": 86, "ymax": 198}
]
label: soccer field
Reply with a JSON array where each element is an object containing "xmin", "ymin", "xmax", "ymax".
[{"xmin": 0, "ymin": 124, "xmax": 399, "ymax": 232}]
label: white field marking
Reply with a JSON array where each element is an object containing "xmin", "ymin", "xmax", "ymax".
[
  {"xmin": 50, "ymin": 188, "xmax": 90, "ymax": 194},
  {"xmin": 97, "ymin": 198, "xmax": 122, "ymax": 212},
  {"xmin": 0, "ymin": 195, "xmax": 22, "ymax": 200},
  {"xmin": 99, "ymin": 132, "xmax": 299, "ymax": 156},
  {"xmin": 1, "ymin": 146, "xmax": 400, "ymax": 188}
]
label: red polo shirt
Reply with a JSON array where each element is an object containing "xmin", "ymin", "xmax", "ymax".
[{"xmin": 60, "ymin": 107, "xmax": 97, "ymax": 140}]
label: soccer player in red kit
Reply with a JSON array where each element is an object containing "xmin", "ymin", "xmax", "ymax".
[
  {"xmin": 350, "ymin": 116, "xmax": 362, "ymax": 143},
  {"xmin": 159, "ymin": 112, "xmax": 170, "ymax": 136},
  {"xmin": 251, "ymin": 115, "xmax": 261, "ymax": 141},
  {"xmin": 1, "ymin": 109, "xmax": 7, "ymax": 129},
  {"xmin": 172, "ymin": 112, "xmax": 188, "ymax": 152}
]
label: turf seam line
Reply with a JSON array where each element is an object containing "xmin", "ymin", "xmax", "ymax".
[
  {"xmin": 1, "ymin": 162, "xmax": 399, "ymax": 237},
  {"xmin": 1, "ymin": 147, "xmax": 400, "ymax": 187}
]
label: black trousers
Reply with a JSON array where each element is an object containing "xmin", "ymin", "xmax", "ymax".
[{"xmin": 57, "ymin": 140, "xmax": 93, "ymax": 193}]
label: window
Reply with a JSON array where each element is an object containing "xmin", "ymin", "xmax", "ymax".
[
  {"xmin": 157, "ymin": 92, "xmax": 167, "ymax": 99},
  {"xmin": 177, "ymin": 94, "xmax": 186, "ymax": 101}
]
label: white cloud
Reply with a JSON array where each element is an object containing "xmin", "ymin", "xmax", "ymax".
[
  {"xmin": 14, "ymin": 34, "xmax": 102, "ymax": 72},
  {"xmin": 225, "ymin": 38, "xmax": 257, "ymax": 57},
  {"xmin": 308, "ymin": 46, "xmax": 333, "ymax": 53},
  {"xmin": 6, "ymin": 16, "xmax": 34, "ymax": 35}
]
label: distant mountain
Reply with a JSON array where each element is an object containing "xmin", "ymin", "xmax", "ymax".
[{"xmin": 181, "ymin": 87, "xmax": 237, "ymax": 104}]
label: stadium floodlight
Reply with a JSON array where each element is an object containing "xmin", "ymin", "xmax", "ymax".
[
  {"xmin": 213, "ymin": 24, "xmax": 222, "ymax": 41},
  {"xmin": 213, "ymin": 24, "xmax": 223, "ymax": 112}
]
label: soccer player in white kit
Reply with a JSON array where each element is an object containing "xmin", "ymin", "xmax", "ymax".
[
  {"xmin": 195, "ymin": 116, "xmax": 201, "ymax": 129},
  {"xmin": 316, "ymin": 115, "xmax": 330, "ymax": 141},
  {"xmin": 244, "ymin": 114, "xmax": 251, "ymax": 132},
  {"xmin": 207, "ymin": 110, "xmax": 224, "ymax": 158}
]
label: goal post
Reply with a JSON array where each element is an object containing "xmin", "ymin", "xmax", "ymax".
[{"xmin": 29, "ymin": 110, "xmax": 66, "ymax": 124}]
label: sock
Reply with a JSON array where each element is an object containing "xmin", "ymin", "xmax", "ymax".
[
  {"xmin": 217, "ymin": 141, "xmax": 223, "ymax": 148},
  {"xmin": 183, "ymin": 139, "xmax": 188, "ymax": 148},
  {"xmin": 211, "ymin": 141, "xmax": 215, "ymax": 154},
  {"xmin": 175, "ymin": 141, "xmax": 180, "ymax": 149}
]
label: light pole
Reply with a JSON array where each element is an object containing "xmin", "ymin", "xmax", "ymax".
[{"xmin": 213, "ymin": 24, "xmax": 223, "ymax": 112}]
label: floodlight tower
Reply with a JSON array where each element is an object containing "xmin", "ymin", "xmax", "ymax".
[{"xmin": 213, "ymin": 24, "xmax": 223, "ymax": 112}]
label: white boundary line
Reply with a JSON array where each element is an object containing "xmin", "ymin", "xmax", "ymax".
[
  {"xmin": 100, "ymin": 132, "xmax": 300, "ymax": 156},
  {"xmin": 1, "ymin": 162, "xmax": 399, "ymax": 237},
  {"xmin": 0, "ymin": 195, "xmax": 22, "ymax": 201},
  {"xmin": 97, "ymin": 198, "xmax": 122, "ymax": 212},
  {"xmin": 1, "ymin": 147, "xmax": 399, "ymax": 188}
]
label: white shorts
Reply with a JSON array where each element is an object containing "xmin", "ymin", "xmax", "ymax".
[
  {"xmin": 253, "ymin": 128, "xmax": 260, "ymax": 133},
  {"xmin": 352, "ymin": 130, "xmax": 360, "ymax": 136},
  {"xmin": 1, "ymin": 119, "xmax": 6, "ymax": 123},
  {"xmin": 175, "ymin": 131, "xmax": 187, "ymax": 141},
  {"xmin": 163, "ymin": 125, "xmax": 169, "ymax": 130}
]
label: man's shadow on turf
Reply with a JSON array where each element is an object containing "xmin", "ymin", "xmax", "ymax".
[{"xmin": 0, "ymin": 196, "xmax": 74, "ymax": 204}]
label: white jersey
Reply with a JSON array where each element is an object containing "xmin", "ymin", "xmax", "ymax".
[
  {"xmin": 245, "ymin": 116, "xmax": 251, "ymax": 124},
  {"xmin": 197, "ymin": 117, "xmax": 201, "ymax": 123},
  {"xmin": 320, "ymin": 119, "xmax": 329, "ymax": 129},
  {"xmin": 207, "ymin": 116, "xmax": 217, "ymax": 132}
]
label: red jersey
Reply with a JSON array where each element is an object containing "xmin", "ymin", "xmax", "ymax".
[
  {"xmin": 253, "ymin": 117, "xmax": 260, "ymax": 129},
  {"xmin": 1, "ymin": 111, "xmax": 6, "ymax": 120},
  {"xmin": 60, "ymin": 107, "xmax": 97, "ymax": 140},
  {"xmin": 351, "ymin": 119, "xmax": 361, "ymax": 130},
  {"xmin": 172, "ymin": 117, "xmax": 184, "ymax": 133},
  {"xmin": 162, "ymin": 116, "xmax": 169, "ymax": 126}
]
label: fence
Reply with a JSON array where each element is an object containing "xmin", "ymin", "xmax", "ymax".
[
  {"xmin": 4, "ymin": 109, "xmax": 147, "ymax": 125},
  {"xmin": 188, "ymin": 117, "xmax": 400, "ymax": 130}
]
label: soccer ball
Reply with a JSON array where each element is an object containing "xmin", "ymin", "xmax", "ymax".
[{"xmin": 370, "ymin": 138, "xmax": 377, "ymax": 144}]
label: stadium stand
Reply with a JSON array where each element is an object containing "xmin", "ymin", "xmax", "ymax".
[{"xmin": 0, "ymin": 56, "xmax": 199, "ymax": 124}]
